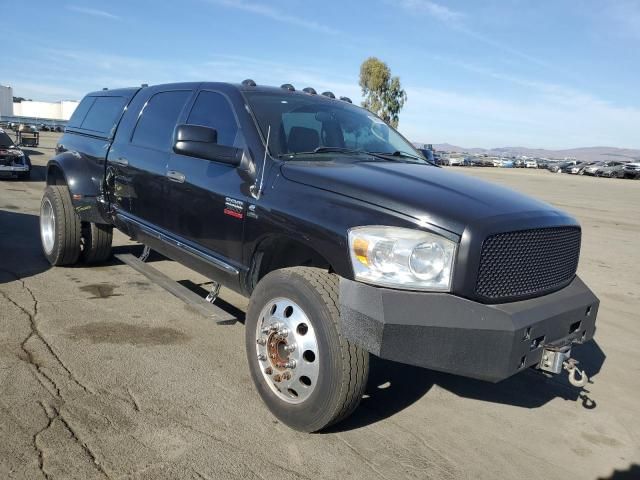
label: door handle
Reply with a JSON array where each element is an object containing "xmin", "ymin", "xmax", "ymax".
[
  {"xmin": 112, "ymin": 157, "xmax": 128, "ymax": 166},
  {"xmin": 167, "ymin": 170, "xmax": 186, "ymax": 183}
]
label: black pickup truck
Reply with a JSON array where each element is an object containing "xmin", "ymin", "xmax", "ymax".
[{"xmin": 40, "ymin": 81, "xmax": 599, "ymax": 431}]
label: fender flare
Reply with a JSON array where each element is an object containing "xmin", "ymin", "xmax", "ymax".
[{"xmin": 46, "ymin": 153, "xmax": 109, "ymax": 224}]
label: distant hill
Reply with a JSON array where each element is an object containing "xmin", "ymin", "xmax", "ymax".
[{"xmin": 424, "ymin": 144, "xmax": 640, "ymax": 163}]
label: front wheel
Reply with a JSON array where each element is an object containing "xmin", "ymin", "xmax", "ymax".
[{"xmin": 246, "ymin": 267, "xmax": 369, "ymax": 432}]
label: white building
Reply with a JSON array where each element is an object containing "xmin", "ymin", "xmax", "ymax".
[
  {"xmin": 0, "ymin": 85, "xmax": 13, "ymax": 117},
  {"xmin": 0, "ymin": 84, "xmax": 79, "ymax": 121},
  {"xmin": 12, "ymin": 100, "xmax": 79, "ymax": 121}
]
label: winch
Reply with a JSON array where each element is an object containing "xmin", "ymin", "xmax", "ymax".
[{"xmin": 538, "ymin": 345, "xmax": 589, "ymax": 387}]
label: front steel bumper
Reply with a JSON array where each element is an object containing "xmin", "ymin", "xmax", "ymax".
[{"xmin": 339, "ymin": 276, "xmax": 598, "ymax": 382}]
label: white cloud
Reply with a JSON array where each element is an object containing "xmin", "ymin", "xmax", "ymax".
[
  {"xmin": 395, "ymin": 0, "xmax": 462, "ymax": 22},
  {"xmin": 392, "ymin": 0, "xmax": 553, "ymax": 69},
  {"xmin": 204, "ymin": 0, "xmax": 338, "ymax": 34},
  {"xmin": 66, "ymin": 5, "xmax": 120, "ymax": 20}
]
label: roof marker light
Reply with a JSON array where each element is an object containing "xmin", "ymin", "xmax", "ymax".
[
  {"xmin": 340, "ymin": 96, "xmax": 352, "ymax": 103},
  {"xmin": 321, "ymin": 91, "xmax": 335, "ymax": 99},
  {"xmin": 280, "ymin": 84, "xmax": 295, "ymax": 91},
  {"xmin": 242, "ymin": 79, "xmax": 257, "ymax": 87},
  {"xmin": 302, "ymin": 87, "xmax": 317, "ymax": 95}
]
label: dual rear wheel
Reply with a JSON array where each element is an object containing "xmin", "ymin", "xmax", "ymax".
[{"xmin": 40, "ymin": 185, "xmax": 113, "ymax": 266}]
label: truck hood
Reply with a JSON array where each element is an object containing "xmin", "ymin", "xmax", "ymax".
[{"xmin": 280, "ymin": 159, "xmax": 569, "ymax": 235}]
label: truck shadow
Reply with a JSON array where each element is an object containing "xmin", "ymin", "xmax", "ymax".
[
  {"xmin": 328, "ymin": 340, "xmax": 605, "ymax": 433},
  {"xmin": 0, "ymin": 209, "xmax": 50, "ymax": 283}
]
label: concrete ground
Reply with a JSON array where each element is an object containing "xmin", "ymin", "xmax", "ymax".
[{"xmin": 0, "ymin": 131, "xmax": 638, "ymax": 479}]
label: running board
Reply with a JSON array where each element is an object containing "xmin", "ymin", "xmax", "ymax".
[{"xmin": 115, "ymin": 253, "xmax": 238, "ymax": 325}]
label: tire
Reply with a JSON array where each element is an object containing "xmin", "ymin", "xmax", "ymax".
[
  {"xmin": 80, "ymin": 222, "xmax": 113, "ymax": 264},
  {"xmin": 40, "ymin": 185, "xmax": 81, "ymax": 266},
  {"xmin": 246, "ymin": 267, "xmax": 369, "ymax": 432}
]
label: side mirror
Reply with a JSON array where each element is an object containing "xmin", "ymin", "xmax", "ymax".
[{"xmin": 173, "ymin": 124, "xmax": 242, "ymax": 167}]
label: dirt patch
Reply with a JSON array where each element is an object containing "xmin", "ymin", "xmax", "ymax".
[{"xmin": 66, "ymin": 322, "xmax": 189, "ymax": 346}]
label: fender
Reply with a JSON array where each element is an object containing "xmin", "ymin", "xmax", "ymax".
[{"xmin": 46, "ymin": 149, "xmax": 111, "ymax": 224}]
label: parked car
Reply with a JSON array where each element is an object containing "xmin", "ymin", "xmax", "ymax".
[
  {"xmin": 514, "ymin": 159, "xmax": 526, "ymax": 168},
  {"xmin": 525, "ymin": 159, "xmax": 538, "ymax": 168},
  {"xmin": 40, "ymin": 81, "xmax": 599, "ymax": 432},
  {"xmin": 568, "ymin": 162, "xmax": 590, "ymax": 174},
  {"xmin": 448, "ymin": 156, "xmax": 466, "ymax": 166},
  {"xmin": 536, "ymin": 159, "xmax": 550, "ymax": 169},
  {"xmin": 0, "ymin": 128, "xmax": 31, "ymax": 179},
  {"xmin": 433, "ymin": 152, "xmax": 447, "ymax": 166},
  {"xmin": 580, "ymin": 162, "xmax": 604, "ymax": 176},
  {"xmin": 595, "ymin": 161, "xmax": 627, "ymax": 178},
  {"xmin": 497, "ymin": 159, "xmax": 514, "ymax": 168},
  {"xmin": 468, "ymin": 157, "xmax": 492, "ymax": 167},
  {"xmin": 622, "ymin": 162, "xmax": 640, "ymax": 179}
]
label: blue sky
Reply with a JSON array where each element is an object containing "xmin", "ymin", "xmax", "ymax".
[{"xmin": 2, "ymin": 0, "xmax": 639, "ymax": 149}]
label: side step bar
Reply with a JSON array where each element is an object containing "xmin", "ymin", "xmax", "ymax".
[{"xmin": 115, "ymin": 253, "xmax": 237, "ymax": 325}]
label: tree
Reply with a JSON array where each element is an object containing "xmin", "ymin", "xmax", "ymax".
[{"xmin": 359, "ymin": 57, "xmax": 407, "ymax": 128}]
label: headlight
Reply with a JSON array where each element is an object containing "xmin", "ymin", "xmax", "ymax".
[{"xmin": 348, "ymin": 226, "xmax": 457, "ymax": 291}]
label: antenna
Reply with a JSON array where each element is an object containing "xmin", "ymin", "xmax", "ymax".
[{"xmin": 254, "ymin": 124, "xmax": 271, "ymax": 200}]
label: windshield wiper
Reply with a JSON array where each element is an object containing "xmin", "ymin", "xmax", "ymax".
[
  {"xmin": 279, "ymin": 147, "xmax": 368, "ymax": 158},
  {"xmin": 368, "ymin": 151, "xmax": 429, "ymax": 163}
]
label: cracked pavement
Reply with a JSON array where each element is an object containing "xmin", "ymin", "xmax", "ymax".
[{"xmin": 0, "ymin": 132, "xmax": 639, "ymax": 479}]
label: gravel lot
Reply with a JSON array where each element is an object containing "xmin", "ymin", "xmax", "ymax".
[{"xmin": 1, "ymin": 132, "xmax": 638, "ymax": 479}]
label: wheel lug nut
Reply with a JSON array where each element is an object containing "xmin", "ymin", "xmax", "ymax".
[
  {"xmin": 256, "ymin": 337, "xmax": 266, "ymax": 346},
  {"xmin": 284, "ymin": 360, "xmax": 296, "ymax": 369},
  {"xmin": 279, "ymin": 328, "xmax": 289, "ymax": 337},
  {"xmin": 284, "ymin": 344, "xmax": 296, "ymax": 353},
  {"xmin": 257, "ymin": 354, "xmax": 266, "ymax": 361},
  {"xmin": 264, "ymin": 367, "xmax": 273, "ymax": 375}
]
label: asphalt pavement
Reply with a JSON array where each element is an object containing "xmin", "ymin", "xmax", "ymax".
[{"xmin": 0, "ymin": 132, "xmax": 638, "ymax": 479}]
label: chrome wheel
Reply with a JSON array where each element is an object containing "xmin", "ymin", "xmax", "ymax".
[
  {"xmin": 255, "ymin": 297, "xmax": 319, "ymax": 404},
  {"xmin": 40, "ymin": 197, "xmax": 55, "ymax": 255}
]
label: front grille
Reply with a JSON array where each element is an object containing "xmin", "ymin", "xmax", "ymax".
[{"xmin": 476, "ymin": 227, "xmax": 581, "ymax": 301}]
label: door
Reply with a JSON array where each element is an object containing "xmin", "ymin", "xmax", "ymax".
[
  {"xmin": 165, "ymin": 90, "xmax": 248, "ymax": 266},
  {"xmin": 108, "ymin": 89, "xmax": 193, "ymax": 230}
]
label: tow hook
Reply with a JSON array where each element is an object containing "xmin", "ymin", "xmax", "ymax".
[
  {"xmin": 538, "ymin": 345, "xmax": 589, "ymax": 387},
  {"xmin": 563, "ymin": 358, "xmax": 588, "ymax": 388}
]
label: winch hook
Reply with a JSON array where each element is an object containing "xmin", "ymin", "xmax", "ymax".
[{"xmin": 563, "ymin": 358, "xmax": 588, "ymax": 388}]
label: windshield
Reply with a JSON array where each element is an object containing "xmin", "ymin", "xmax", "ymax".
[
  {"xmin": 244, "ymin": 91, "xmax": 422, "ymax": 161},
  {"xmin": 0, "ymin": 131, "xmax": 15, "ymax": 148}
]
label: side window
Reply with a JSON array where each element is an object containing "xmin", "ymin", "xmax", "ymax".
[
  {"xmin": 80, "ymin": 96, "xmax": 127, "ymax": 135},
  {"xmin": 67, "ymin": 96, "xmax": 96, "ymax": 128},
  {"xmin": 186, "ymin": 91, "xmax": 239, "ymax": 147},
  {"xmin": 132, "ymin": 90, "xmax": 191, "ymax": 149}
]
